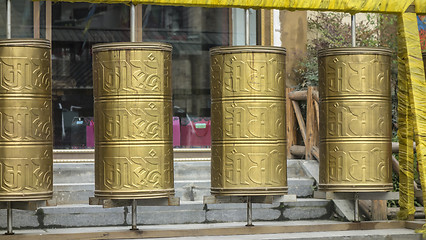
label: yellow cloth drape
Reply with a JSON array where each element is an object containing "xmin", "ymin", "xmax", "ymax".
[
  {"xmin": 397, "ymin": 13, "xmax": 426, "ymax": 235},
  {"xmin": 39, "ymin": 0, "xmax": 416, "ymax": 14},
  {"xmin": 397, "ymin": 13, "xmax": 416, "ymax": 221},
  {"xmin": 415, "ymin": 0, "xmax": 426, "ymax": 15}
]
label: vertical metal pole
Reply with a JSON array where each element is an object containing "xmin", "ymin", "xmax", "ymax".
[
  {"xmin": 246, "ymin": 196, "xmax": 253, "ymax": 226},
  {"xmin": 6, "ymin": 0, "xmax": 11, "ymax": 39},
  {"xmin": 6, "ymin": 202, "xmax": 13, "ymax": 235},
  {"xmin": 131, "ymin": 199, "xmax": 138, "ymax": 230},
  {"xmin": 46, "ymin": 1, "xmax": 52, "ymax": 41},
  {"xmin": 130, "ymin": 4, "xmax": 136, "ymax": 42},
  {"xmin": 351, "ymin": 14, "xmax": 356, "ymax": 47},
  {"xmin": 245, "ymin": 9, "xmax": 250, "ymax": 45},
  {"xmin": 354, "ymin": 193, "xmax": 360, "ymax": 222}
]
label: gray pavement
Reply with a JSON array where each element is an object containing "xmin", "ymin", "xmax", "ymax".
[{"xmin": 2, "ymin": 220, "xmax": 422, "ymax": 240}]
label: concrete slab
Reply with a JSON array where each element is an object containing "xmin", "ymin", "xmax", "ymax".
[{"xmin": 0, "ymin": 220, "xmax": 421, "ymax": 240}]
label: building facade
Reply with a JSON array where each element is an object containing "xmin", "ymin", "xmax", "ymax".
[{"xmin": 0, "ymin": 0, "xmax": 307, "ymax": 162}]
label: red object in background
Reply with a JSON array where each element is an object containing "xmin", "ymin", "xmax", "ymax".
[
  {"xmin": 173, "ymin": 117, "xmax": 181, "ymax": 147},
  {"xmin": 419, "ymin": 16, "xmax": 426, "ymax": 50},
  {"xmin": 86, "ymin": 120, "xmax": 95, "ymax": 148},
  {"xmin": 180, "ymin": 118, "xmax": 211, "ymax": 147}
]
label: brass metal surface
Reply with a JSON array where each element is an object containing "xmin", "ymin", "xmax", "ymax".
[
  {"xmin": 93, "ymin": 42, "xmax": 174, "ymax": 199},
  {"xmin": 0, "ymin": 39, "xmax": 53, "ymax": 201},
  {"xmin": 210, "ymin": 46, "xmax": 287, "ymax": 196},
  {"xmin": 318, "ymin": 47, "xmax": 393, "ymax": 192}
]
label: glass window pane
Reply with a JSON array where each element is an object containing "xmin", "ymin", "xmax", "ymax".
[
  {"xmin": 141, "ymin": 6, "xmax": 230, "ymax": 148},
  {"xmin": 0, "ymin": 0, "xmax": 34, "ymax": 38},
  {"xmin": 52, "ymin": 2, "xmax": 129, "ymax": 149},
  {"xmin": 51, "ymin": 4, "xmax": 230, "ymax": 149}
]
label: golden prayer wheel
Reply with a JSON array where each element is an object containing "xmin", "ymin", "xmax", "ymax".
[
  {"xmin": 210, "ymin": 46, "xmax": 287, "ymax": 196},
  {"xmin": 318, "ymin": 47, "xmax": 393, "ymax": 192},
  {"xmin": 93, "ymin": 42, "xmax": 174, "ymax": 199},
  {"xmin": 0, "ymin": 39, "xmax": 53, "ymax": 201}
]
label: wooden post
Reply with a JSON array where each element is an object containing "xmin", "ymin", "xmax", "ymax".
[
  {"xmin": 306, "ymin": 86, "xmax": 318, "ymax": 160},
  {"xmin": 286, "ymin": 88, "xmax": 297, "ymax": 159},
  {"xmin": 371, "ymin": 200, "xmax": 388, "ymax": 220},
  {"xmin": 292, "ymin": 100, "xmax": 306, "ymax": 146}
]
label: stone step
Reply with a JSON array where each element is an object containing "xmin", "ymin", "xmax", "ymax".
[
  {"xmin": 52, "ymin": 177, "xmax": 315, "ymax": 204},
  {"xmin": 0, "ymin": 199, "xmax": 332, "ymax": 229},
  {"xmin": 53, "ymin": 159, "xmax": 314, "ymax": 184},
  {"xmin": 53, "ymin": 163, "xmax": 94, "ymax": 184},
  {"xmin": 52, "ymin": 183, "xmax": 94, "ymax": 205},
  {"xmin": 52, "ymin": 159, "xmax": 316, "ymax": 204}
]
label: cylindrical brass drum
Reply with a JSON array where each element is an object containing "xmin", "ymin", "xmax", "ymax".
[
  {"xmin": 318, "ymin": 47, "xmax": 393, "ymax": 192},
  {"xmin": 0, "ymin": 39, "xmax": 53, "ymax": 201},
  {"xmin": 93, "ymin": 43, "xmax": 174, "ymax": 199},
  {"xmin": 210, "ymin": 46, "xmax": 287, "ymax": 196}
]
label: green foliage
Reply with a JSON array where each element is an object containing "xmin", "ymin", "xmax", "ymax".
[{"xmin": 294, "ymin": 12, "xmax": 398, "ymax": 89}]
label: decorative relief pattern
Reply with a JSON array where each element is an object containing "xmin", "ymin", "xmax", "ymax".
[
  {"xmin": 96, "ymin": 145, "xmax": 173, "ymax": 191},
  {"xmin": 211, "ymin": 52, "xmax": 285, "ymax": 99},
  {"xmin": 318, "ymin": 50, "xmax": 392, "ymax": 191},
  {"xmin": 320, "ymin": 101, "xmax": 391, "ymax": 138},
  {"xmin": 210, "ymin": 47, "xmax": 287, "ymax": 195},
  {"xmin": 212, "ymin": 101, "xmax": 285, "ymax": 140},
  {"xmin": 319, "ymin": 142, "xmax": 391, "ymax": 184},
  {"xmin": 96, "ymin": 101, "xmax": 172, "ymax": 141},
  {"xmin": 0, "ymin": 51, "xmax": 51, "ymax": 94},
  {"xmin": 0, "ymin": 99, "xmax": 52, "ymax": 141},
  {"xmin": 211, "ymin": 144, "xmax": 286, "ymax": 189},
  {"xmin": 93, "ymin": 44, "xmax": 174, "ymax": 198},
  {"xmin": 319, "ymin": 55, "xmax": 390, "ymax": 97},
  {"xmin": 0, "ymin": 146, "xmax": 52, "ymax": 193},
  {"xmin": 93, "ymin": 50, "xmax": 171, "ymax": 97}
]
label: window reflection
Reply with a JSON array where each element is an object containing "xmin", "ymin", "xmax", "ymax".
[{"xmin": 50, "ymin": 3, "xmax": 229, "ymax": 149}]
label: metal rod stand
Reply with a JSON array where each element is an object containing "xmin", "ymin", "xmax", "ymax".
[
  {"xmin": 5, "ymin": 202, "xmax": 13, "ymax": 235},
  {"xmin": 130, "ymin": 3, "xmax": 136, "ymax": 42},
  {"xmin": 351, "ymin": 14, "xmax": 356, "ymax": 47},
  {"xmin": 246, "ymin": 196, "xmax": 253, "ymax": 227},
  {"xmin": 354, "ymin": 193, "xmax": 360, "ymax": 222},
  {"xmin": 245, "ymin": 9, "xmax": 250, "ymax": 45},
  {"xmin": 6, "ymin": 0, "xmax": 11, "ymax": 39},
  {"xmin": 130, "ymin": 199, "xmax": 138, "ymax": 230}
]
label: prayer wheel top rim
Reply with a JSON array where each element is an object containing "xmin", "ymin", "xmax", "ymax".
[
  {"xmin": 318, "ymin": 47, "xmax": 392, "ymax": 57},
  {"xmin": 0, "ymin": 38, "xmax": 50, "ymax": 48},
  {"xmin": 92, "ymin": 42, "xmax": 172, "ymax": 52},
  {"xmin": 210, "ymin": 45, "xmax": 286, "ymax": 55}
]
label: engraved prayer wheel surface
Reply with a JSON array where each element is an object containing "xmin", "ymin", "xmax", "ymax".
[
  {"xmin": 0, "ymin": 39, "xmax": 53, "ymax": 201},
  {"xmin": 210, "ymin": 46, "xmax": 287, "ymax": 196},
  {"xmin": 93, "ymin": 43, "xmax": 174, "ymax": 199},
  {"xmin": 318, "ymin": 47, "xmax": 393, "ymax": 192}
]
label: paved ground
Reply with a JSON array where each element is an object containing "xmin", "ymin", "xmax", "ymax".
[{"xmin": 2, "ymin": 220, "xmax": 423, "ymax": 240}]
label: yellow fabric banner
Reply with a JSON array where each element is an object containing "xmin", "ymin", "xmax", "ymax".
[
  {"xmin": 397, "ymin": 12, "xmax": 426, "ymax": 235},
  {"xmin": 397, "ymin": 14, "xmax": 416, "ymax": 221},
  {"xmin": 42, "ymin": 0, "xmax": 414, "ymax": 13},
  {"xmin": 415, "ymin": 0, "xmax": 426, "ymax": 14}
]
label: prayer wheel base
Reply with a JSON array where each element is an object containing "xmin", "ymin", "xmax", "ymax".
[
  {"xmin": 0, "ymin": 192, "xmax": 52, "ymax": 201},
  {"xmin": 319, "ymin": 184, "xmax": 393, "ymax": 192},
  {"xmin": 94, "ymin": 189, "xmax": 175, "ymax": 200},
  {"xmin": 211, "ymin": 187, "xmax": 287, "ymax": 196}
]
